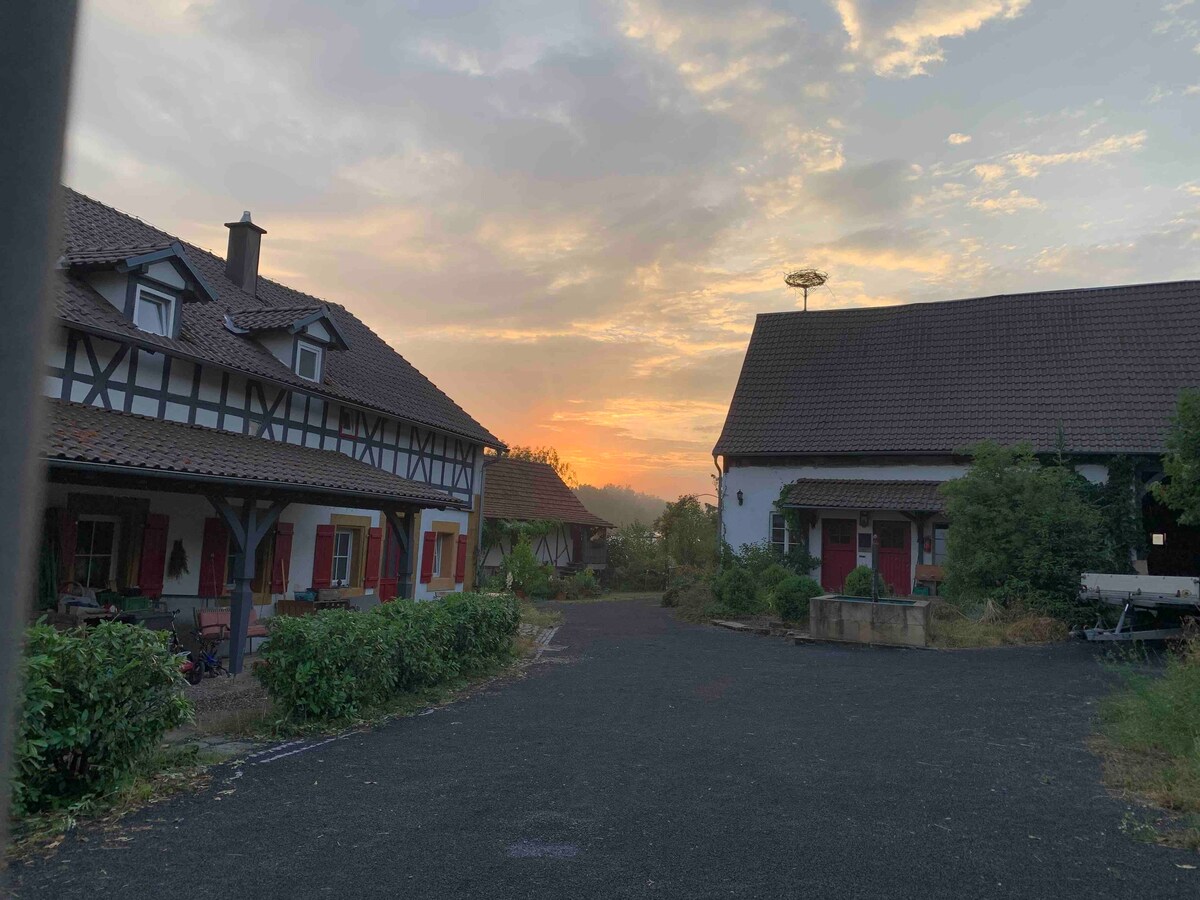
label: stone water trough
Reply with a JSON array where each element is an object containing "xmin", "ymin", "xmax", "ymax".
[{"xmin": 808, "ymin": 594, "xmax": 931, "ymax": 648}]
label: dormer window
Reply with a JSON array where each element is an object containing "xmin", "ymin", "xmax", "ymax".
[
  {"xmin": 133, "ymin": 285, "xmax": 175, "ymax": 337},
  {"xmin": 295, "ymin": 339, "xmax": 323, "ymax": 382}
]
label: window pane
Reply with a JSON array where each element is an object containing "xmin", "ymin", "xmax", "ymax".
[
  {"xmin": 297, "ymin": 344, "xmax": 321, "ymax": 380},
  {"xmin": 136, "ymin": 295, "xmax": 169, "ymax": 335},
  {"xmin": 92, "ymin": 520, "xmax": 115, "ymax": 553},
  {"xmin": 75, "ymin": 520, "xmax": 94, "ymax": 556}
]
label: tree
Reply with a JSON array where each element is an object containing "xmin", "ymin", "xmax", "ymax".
[
  {"xmin": 506, "ymin": 445, "xmax": 579, "ymax": 488},
  {"xmin": 656, "ymin": 495, "xmax": 717, "ymax": 569},
  {"xmin": 1154, "ymin": 389, "xmax": 1200, "ymax": 526},
  {"xmin": 941, "ymin": 442, "xmax": 1107, "ymax": 618}
]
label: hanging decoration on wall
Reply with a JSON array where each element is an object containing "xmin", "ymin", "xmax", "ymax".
[{"xmin": 167, "ymin": 539, "xmax": 189, "ymax": 580}]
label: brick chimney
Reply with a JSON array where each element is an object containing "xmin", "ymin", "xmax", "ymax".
[{"xmin": 224, "ymin": 211, "xmax": 267, "ymax": 296}]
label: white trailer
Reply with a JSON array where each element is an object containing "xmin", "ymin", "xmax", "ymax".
[{"xmin": 1079, "ymin": 573, "xmax": 1200, "ymax": 642}]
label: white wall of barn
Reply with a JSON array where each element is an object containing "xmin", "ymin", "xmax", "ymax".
[
  {"xmin": 482, "ymin": 523, "xmax": 574, "ymax": 571},
  {"xmin": 722, "ymin": 460, "xmax": 1109, "ymax": 592}
]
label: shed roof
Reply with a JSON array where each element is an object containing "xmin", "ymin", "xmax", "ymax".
[
  {"xmin": 44, "ymin": 399, "xmax": 461, "ymax": 508},
  {"xmin": 483, "ymin": 457, "xmax": 612, "ymax": 528},
  {"xmin": 783, "ymin": 479, "xmax": 946, "ymax": 512},
  {"xmin": 714, "ymin": 281, "xmax": 1200, "ymax": 457}
]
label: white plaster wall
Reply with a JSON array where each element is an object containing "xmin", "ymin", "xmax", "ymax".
[
  {"xmin": 86, "ymin": 271, "xmax": 126, "ymax": 313},
  {"xmin": 721, "ymin": 462, "xmax": 967, "ymax": 552},
  {"xmin": 481, "ymin": 524, "xmax": 572, "ymax": 570},
  {"xmin": 146, "ymin": 260, "xmax": 185, "ymax": 289},
  {"xmin": 723, "ymin": 458, "xmax": 1108, "ymax": 591}
]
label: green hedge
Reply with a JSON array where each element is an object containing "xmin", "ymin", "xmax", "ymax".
[
  {"xmin": 257, "ymin": 593, "xmax": 519, "ymax": 722},
  {"xmin": 14, "ymin": 621, "xmax": 192, "ymax": 816}
]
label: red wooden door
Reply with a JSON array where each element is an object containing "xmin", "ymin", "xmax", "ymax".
[
  {"xmin": 820, "ymin": 519, "xmax": 857, "ymax": 592},
  {"xmin": 874, "ymin": 521, "xmax": 911, "ymax": 596}
]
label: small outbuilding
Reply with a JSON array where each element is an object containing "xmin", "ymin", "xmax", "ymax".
[{"xmin": 481, "ymin": 457, "xmax": 612, "ymax": 575}]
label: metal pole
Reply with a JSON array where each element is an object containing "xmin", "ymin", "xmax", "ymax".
[{"xmin": 0, "ymin": 1, "xmax": 79, "ymax": 854}]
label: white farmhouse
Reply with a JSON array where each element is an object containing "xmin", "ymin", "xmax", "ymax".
[
  {"xmin": 41, "ymin": 189, "xmax": 503, "ymax": 671},
  {"xmin": 714, "ymin": 282, "xmax": 1200, "ymax": 594}
]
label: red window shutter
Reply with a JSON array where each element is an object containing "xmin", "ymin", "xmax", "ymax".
[
  {"xmin": 454, "ymin": 534, "xmax": 468, "ymax": 584},
  {"xmin": 198, "ymin": 517, "xmax": 228, "ymax": 597},
  {"xmin": 271, "ymin": 522, "xmax": 294, "ymax": 593},
  {"xmin": 56, "ymin": 508, "xmax": 78, "ymax": 584},
  {"xmin": 419, "ymin": 531, "xmax": 437, "ymax": 584},
  {"xmin": 311, "ymin": 524, "xmax": 335, "ymax": 589},
  {"xmin": 364, "ymin": 526, "xmax": 383, "ymax": 590},
  {"xmin": 137, "ymin": 513, "xmax": 170, "ymax": 598}
]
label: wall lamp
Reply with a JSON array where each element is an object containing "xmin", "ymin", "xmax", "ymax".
[{"xmin": 736, "ymin": 490, "xmax": 744, "ymax": 506}]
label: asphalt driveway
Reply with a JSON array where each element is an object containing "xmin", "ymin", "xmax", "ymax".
[{"xmin": 9, "ymin": 598, "xmax": 1195, "ymax": 898}]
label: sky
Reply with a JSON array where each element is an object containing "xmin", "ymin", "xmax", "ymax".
[{"xmin": 65, "ymin": 0, "xmax": 1200, "ymax": 499}]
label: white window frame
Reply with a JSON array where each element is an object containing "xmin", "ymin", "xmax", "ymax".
[
  {"xmin": 133, "ymin": 284, "xmax": 174, "ymax": 336},
  {"xmin": 769, "ymin": 512, "xmax": 789, "ymax": 553},
  {"xmin": 932, "ymin": 524, "xmax": 949, "ymax": 566},
  {"xmin": 74, "ymin": 515, "xmax": 120, "ymax": 590},
  {"xmin": 431, "ymin": 533, "xmax": 447, "ymax": 578},
  {"xmin": 295, "ymin": 339, "xmax": 324, "ymax": 382},
  {"xmin": 331, "ymin": 527, "xmax": 354, "ymax": 585}
]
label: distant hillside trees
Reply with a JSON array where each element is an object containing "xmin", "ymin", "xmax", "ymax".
[{"xmin": 573, "ymin": 483, "xmax": 667, "ymax": 528}]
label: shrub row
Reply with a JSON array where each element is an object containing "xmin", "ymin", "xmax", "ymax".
[
  {"xmin": 15, "ymin": 621, "xmax": 191, "ymax": 816},
  {"xmin": 256, "ymin": 593, "xmax": 519, "ymax": 722}
]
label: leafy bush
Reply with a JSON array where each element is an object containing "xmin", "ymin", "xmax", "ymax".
[
  {"xmin": 607, "ymin": 522, "xmax": 665, "ymax": 590},
  {"xmin": 672, "ymin": 581, "xmax": 719, "ymax": 622},
  {"xmin": 258, "ymin": 609, "xmax": 402, "ymax": 721},
  {"xmin": 14, "ymin": 621, "xmax": 192, "ymax": 815},
  {"xmin": 724, "ymin": 540, "xmax": 819, "ymax": 581},
  {"xmin": 259, "ymin": 594, "xmax": 519, "ymax": 722},
  {"xmin": 573, "ymin": 568, "xmax": 601, "ymax": 597},
  {"xmin": 443, "ymin": 592, "xmax": 521, "ymax": 671},
  {"xmin": 771, "ymin": 575, "xmax": 823, "ymax": 622},
  {"xmin": 942, "ymin": 442, "xmax": 1108, "ymax": 622},
  {"xmin": 757, "ymin": 563, "xmax": 793, "ymax": 593},
  {"xmin": 714, "ymin": 566, "xmax": 764, "ymax": 614},
  {"xmin": 843, "ymin": 566, "xmax": 887, "ymax": 598},
  {"xmin": 500, "ymin": 536, "xmax": 553, "ymax": 597}
]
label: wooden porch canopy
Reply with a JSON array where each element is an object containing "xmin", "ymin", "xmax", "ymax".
[
  {"xmin": 780, "ymin": 478, "xmax": 947, "ymax": 513},
  {"xmin": 42, "ymin": 399, "xmax": 464, "ymax": 672}
]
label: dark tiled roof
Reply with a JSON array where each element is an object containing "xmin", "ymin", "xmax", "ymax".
[
  {"xmin": 483, "ymin": 458, "xmax": 612, "ymax": 527},
  {"xmin": 226, "ymin": 306, "xmax": 331, "ymax": 332},
  {"xmin": 44, "ymin": 399, "xmax": 460, "ymax": 507},
  {"xmin": 61, "ymin": 242, "xmax": 171, "ymax": 266},
  {"xmin": 784, "ymin": 479, "xmax": 946, "ymax": 512},
  {"xmin": 57, "ymin": 188, "xmax": 501, "ymax": 448},
  {"xmin": 714, "ymin": 281, "xmax": 1200, "ymax": 456}
]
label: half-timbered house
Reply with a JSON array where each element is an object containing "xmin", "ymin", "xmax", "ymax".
[
  {"xmin": 481, "ymin": 457, "xmax": 611, "ymax": 575},
  {"xmin": 714, "ymin": 281, "xmax": 1200, "ymax": 594},
  {"xmin": 41, "ymin": 189, "xmax": 503, "ymax": 671}
]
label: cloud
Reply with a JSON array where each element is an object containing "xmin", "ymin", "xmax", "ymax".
[
  {"xmin": 834, "ymin": 0, "xmax": 1030, "ymax": 77},
  {"xmin": 947, "ymin": 132, "xmax": 972, "ymax": 144},
  {"xmin": 969, "ymin": 189, "xmax": 1044, "ymax": 214},
  {"xmin": 972, "ymin": 163, "xmax": 1007, "ymax": 182},
  {"xmin": 1006, "ymin": 130, "xmax": 1147, "ymax": 177}
]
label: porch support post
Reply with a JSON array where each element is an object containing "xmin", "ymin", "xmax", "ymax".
[
  {"xmin": 900, "ymin": 511, "xmax": 932, "ymax": 564},
  {"xmin": 384, "ymin": 509, "xmax": 413, "ymax": 600},
  {"xmin": 208, "ymin": 496, "xmax": 288, "ymax": 674}
]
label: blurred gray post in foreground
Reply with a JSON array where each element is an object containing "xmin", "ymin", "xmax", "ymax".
[{"xmin": 0, "ymin": 0, "xmax": 79, "ymax": 851}]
